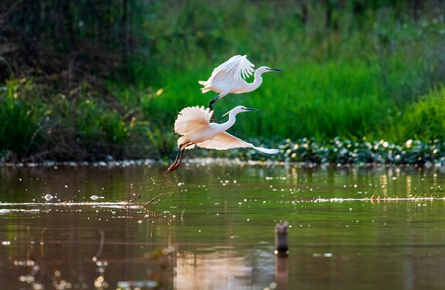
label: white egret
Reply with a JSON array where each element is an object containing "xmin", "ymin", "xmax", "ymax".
[
  {"xmin": 199, "ymin": 55, "xmax": 282, "ymax": 112},
  {"xmin": 165, "ymin": 105, "xmax": 279, "ymax": 173}
]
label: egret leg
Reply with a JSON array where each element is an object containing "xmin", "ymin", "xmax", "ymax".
[
  {"xmin": 209, "ymin": 96, "xmax": 220, "ymax": 122},
  {"xmin": 165, "ymin": 142, "xmax": 194, "ymax": 173},
  {"xmin": 165, "ymin": 149, "xmax": 184, "ymax": 174}
]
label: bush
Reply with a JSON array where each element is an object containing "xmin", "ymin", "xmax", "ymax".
[{"xmin": 382, "ymin": 86, "xmax": 445, "ymax": 142}]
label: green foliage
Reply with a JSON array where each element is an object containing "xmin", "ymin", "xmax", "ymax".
[
  {"xmin": 0, "ymin": 77, "xmax": 156, "ymax": 161},
  {"xmin": 382, "ymin": 87, "xmax": 445, "ymax": 142},
  {"xmin": 0, "ymin": 78, "xmax": 46, "ymax": 158},
  {"xmin": 2, "ymin": 0, "xmax": 445, "ymax": 162},
  {"xmin": 43, "ymin": 83, "xmax": 154, "ymax": 161},
  {"xmin": 130, "ymin": 0, "xmax": 445, "ymax": 148}
]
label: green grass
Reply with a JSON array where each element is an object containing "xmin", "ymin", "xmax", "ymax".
[
  {"xmin": 120, "ymin": 0, "xmax": 445, "ymax": 148},
  {"xmin": 2, "ymin": 1, "xmax": 445, "ymax": 162},
  {"xmin": 381, "ymin": 86, "xmax": 445, "ymax": 143},
  {"xmin": 0, "ymin": 78, "xmax": 46, "ymax": 159},
  {"xmin": 139, "ymin": 59, "xmax": 387, "ymax": 141}
]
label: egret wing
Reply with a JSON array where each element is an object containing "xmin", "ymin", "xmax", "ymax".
[
  {"xmin": 196, "ymin": 132, "xmax": 279, "ymax": 154},
  {"xmin": 174, "ymin": 106, "xmax": 213, "ymax": 135},
  {"xmin": 209, "ymin": 55, "xmax": 255, "ymax": 81}
]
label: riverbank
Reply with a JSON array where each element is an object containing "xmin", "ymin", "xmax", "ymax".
[{"xmin": 2, "ymin": 137, "xmax": 444, "ymax": 168}]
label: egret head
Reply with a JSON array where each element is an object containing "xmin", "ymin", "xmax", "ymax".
[
  {"xmin": 222, "ymin": 105, "xmax": 259, "ymax": 117},
  {"xmin": 256, "ymin": 66, "xmax": 283, "ymax": 74}
]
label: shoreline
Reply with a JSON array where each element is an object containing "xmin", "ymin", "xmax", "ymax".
[{"xmin": 1, "ymin": 157, "xmax": 443, "ymax": 169}]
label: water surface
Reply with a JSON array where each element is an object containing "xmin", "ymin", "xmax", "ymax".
[{"xmin": 1, "ymin": 161, "xmax": 445, "ymax": 289}]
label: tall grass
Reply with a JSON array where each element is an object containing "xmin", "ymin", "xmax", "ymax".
[
  {"xmin": 115, "ymin": 0, "xmax": 445, "ymax": 154},
  {"xmin": 382, "ymin": 86, "xmax": 445, "ymax": 143},
  {"xmin": 0, "ymin": 78, "xmax": 46, "ymax": 159},
  {"xmin": 3, "ymin": 0, "xmax": 445, "ymax": 161},
  {"xmin": 138, "ymin": 59, "xmax": 386, "ymax": 140},
  {"xmin": 0, "ymin": 78, "xmax": 154, "ymax": 161}
]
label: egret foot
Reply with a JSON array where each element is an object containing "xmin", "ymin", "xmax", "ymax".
[
  {"xmin": 165, "ymin": 161, "xmax": 181, "ymax": 173},
  {"xmin": 165, "ymin": 142, "xmax": 194, "ymax": 173}
]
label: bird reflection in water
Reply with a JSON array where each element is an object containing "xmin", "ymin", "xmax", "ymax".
[{"xmin": 92, "ymin": 229, "xmax": 109, "ymax": 288}]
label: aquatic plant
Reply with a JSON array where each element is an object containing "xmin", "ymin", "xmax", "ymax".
[{"xmin": 238, "ymin": 137, "xmax": 445, "ymax": 166}]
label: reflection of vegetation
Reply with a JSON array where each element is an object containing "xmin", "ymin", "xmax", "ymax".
[
  {"xmin": 7, "ymin": 208, "xmax": 176, "ymax": 289},
  {"xmin": 1, "ymin": 1, "xmax": 445, "ymax": 162}
]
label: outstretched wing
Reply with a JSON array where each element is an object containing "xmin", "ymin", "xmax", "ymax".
[
  {"xmin": 210, "ymin": 55, "xmax": 255, "ymax": 81},
  {"xmin": 174, "ymin": 106, "xmax": 213, "ymax": 135},
  {"xmin": 196, "ymin": 132, "xmax": 279, "ymax": 154}
]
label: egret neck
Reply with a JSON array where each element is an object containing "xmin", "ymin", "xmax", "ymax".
[
  {"xmin": 212, "ymin": 109, "xmax": 238, "ymax": 131},
  {"xmin": 245, "ymin": 70, "xmax": 264, "ymax": 93}
]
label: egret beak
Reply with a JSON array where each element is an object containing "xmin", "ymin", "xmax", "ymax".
[
  {"xmin": 267, "ymin": 68, "xmax": 283, "ymax": 72},
  {"xmin": 222, "ymin": 107, "xmax": 259, "ymax": 117},
  {"xmin": 243, "ymin": 107, "xmax": 260, "ymax": 112}
]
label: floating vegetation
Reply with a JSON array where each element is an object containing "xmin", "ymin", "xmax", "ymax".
[
  {"xmin": 1, "ymin": 137, "xmax": 445, "ymax": 167},
  {"xmin": 239, "ymin": 137, "xmax": 445, "ymax": 166}
]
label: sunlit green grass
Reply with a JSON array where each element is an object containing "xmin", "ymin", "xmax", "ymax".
[
  {"xmin": 2, "ymin": 0, "xmax": 445, "ymax": 161},
  {"xmin": 133, "ymin": 57, "xmax": 399, "ymax": 142},
  {"xmin": 382, "ymin": 86, "xmax": 445, "ymax": 143},
  {"xmin": 118, "ymin": 0, "xmax": 445, "ymax": 150}
]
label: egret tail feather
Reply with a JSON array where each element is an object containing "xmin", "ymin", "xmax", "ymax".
[{"xmin": 253, "ymin": 147, "xmax": 280, "ymax": 154}]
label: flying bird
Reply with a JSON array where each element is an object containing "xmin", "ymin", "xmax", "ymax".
[
  {"xmin": 165, "ymin": 105, "xmax": 279, "ymax": 173},
  {"xmin": 198, "ymin": 55, "xmax": 282, "ymax": 113}
]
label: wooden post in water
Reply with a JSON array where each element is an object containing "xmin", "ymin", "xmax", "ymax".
[
  {"xmin": 274, "ymin": 221, "xmax": 289, "ymax": 255},
  {"xmin": 274, "ymin": 221, "xmax": 289, "ymax": 288}
]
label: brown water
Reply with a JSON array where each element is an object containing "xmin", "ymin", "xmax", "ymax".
[{"xmin": 1, "ymin": 161, "xmax": 445, "ymax": 289}]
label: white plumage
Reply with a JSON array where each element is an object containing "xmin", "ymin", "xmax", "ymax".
[
  {"xmin": 205, "ymin": 55, "xmax": 255, "ymax": 82},
  {"xmin": 165, "ymin": 105, "xmax": 279, "ymax": 173},
  {"xmin": 198, "ymin": 55, "xmax": 282, "ymax": 114}
]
